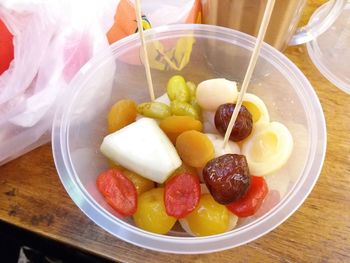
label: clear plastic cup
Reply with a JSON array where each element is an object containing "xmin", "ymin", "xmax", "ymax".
[{"xmin": 52, "ymin": 24, "xmax": 326, "ymax": 254}]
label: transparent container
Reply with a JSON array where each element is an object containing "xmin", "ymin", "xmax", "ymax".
[
  {"xmin": 52, "ymin": 24, "xmax": 326, "ymax": 254},
  {"xmin": 307, "ymin": 0, "xmax": 350, "ymax": 94}
]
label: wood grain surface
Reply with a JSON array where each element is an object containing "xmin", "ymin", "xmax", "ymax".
[{"xmin": 1, "ymin": 2, "xmax": 350, "ymax": 262}]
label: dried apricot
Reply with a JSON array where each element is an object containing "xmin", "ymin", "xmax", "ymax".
[
  {"xmin": 108, "ymin": 99, "xmax": 137, "ymax": 133},
  {"xmin": 176, "ymin": 131, "xmax": 214, "ymax": 168},
  {"xmin": 160, "ymin": 116, "xmax": 203, "ymax": 143}
]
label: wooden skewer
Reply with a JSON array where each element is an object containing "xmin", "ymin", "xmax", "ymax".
[
  {"xmin": 135, "ymin": 0, "xmax": 155, "ymax": 101},
  {"xmin": 223, "ymin": 0, "xmax": 276, "ymax": 147}
]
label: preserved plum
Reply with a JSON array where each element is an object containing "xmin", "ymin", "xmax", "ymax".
[
  {"xmin": 214, "ymin": 103, "xmax": 253, "ymax": 141},
  {"xmin": 203, "ymin": 154, "xmax": 250, "ymax": 204}
]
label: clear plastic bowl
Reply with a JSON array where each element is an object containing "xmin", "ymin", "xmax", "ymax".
[{"xmin": 52, "ymin": 24, "xmax": 326, "ymax": 254}]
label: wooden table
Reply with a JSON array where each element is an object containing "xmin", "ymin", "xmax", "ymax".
[{"xmin": 1, "ymin": 3, "xmax": 349, "ymax": 263}]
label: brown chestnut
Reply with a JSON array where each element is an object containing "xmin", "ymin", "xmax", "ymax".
[
  {"xmin": 203, "ymin": 154, "xmax": 251, "ymax": 204},
  {"xmin": 214, "ymin": 103, "xmax": 253, "ymax": 142}
]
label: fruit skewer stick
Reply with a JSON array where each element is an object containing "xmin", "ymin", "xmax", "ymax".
[
  {"xmin": 135, "ymin": 0, "xmax": 155, "ymax": 101},
  {"xmin": 223, "ymin": 0, "xmax": 276, "ymax": 147}
]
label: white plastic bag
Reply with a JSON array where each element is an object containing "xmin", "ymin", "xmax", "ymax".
[
  {"xmin": 0, "ymin": 1, "xmax": 55, "ymax": 107},
  {"xmin": 0, "ymin": 0, "xmax": 199, "ymax": 165},
  {"xmin": 140, "ymin": 0, "xmax": 196, "ymax": 26},
  {"xmin": 0, "ymin": 0, "xmax": 119, "ymax": 164}
]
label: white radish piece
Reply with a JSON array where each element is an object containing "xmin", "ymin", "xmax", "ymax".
[
  {"xmin": 206, "ymin": 133, "xmax": 240, "ymax": 157},
  {"xmin": 241, "ymin": 121, "xmax": 293, "ymax": 176},
  {"xmin": 196, "ymin": 78, "xmax": 238, "ymax": 111},
  {"xmin": 100, "ymin": 118, "xmax": 182, "ymax": 183}
]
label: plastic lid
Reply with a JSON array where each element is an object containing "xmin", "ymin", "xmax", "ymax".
[{"xmin": 307, "ymin": 1, "xmax": 350, "ymax": 94}]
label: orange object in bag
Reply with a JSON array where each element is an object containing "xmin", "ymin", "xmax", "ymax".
[
  {"xmin": 0, "ymin": 19, "xmax": 14, "ymax": 75},
  {"xmin": 107, "ymin": 0, "xmax": 201, "ymax": 45},
  {"xmin": 106, "ymin": 0, "xmax": 201, "ymax": 71}
]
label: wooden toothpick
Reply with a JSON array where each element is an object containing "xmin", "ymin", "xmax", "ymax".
[
  {"xmin": 135, "ymin": 0, "xmax": 155, "ymax": 101},
  {"xmin": 223, "ymin": 0, "xmax": 276, "ymax": 147}
]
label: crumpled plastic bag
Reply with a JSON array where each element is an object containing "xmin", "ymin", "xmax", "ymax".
[
  {"xmin": 0, "ymin": 0, "xmax": 200, "ymax": 165},
  {"xmin": 0, "ymin": 2, "xmax": 55, "ymax": 107},
  {"xmin": 0, "ymin": 0, "xmax": 119, "ymax": 164}
]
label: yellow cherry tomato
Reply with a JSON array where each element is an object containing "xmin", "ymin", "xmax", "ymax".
[
  {"xmin": 133, "ymin": 188, "xmax": 176, "ymax": 234},
  {"xmin": 186, "ymin": 194, "xmax": 229, "ymax": 236}
]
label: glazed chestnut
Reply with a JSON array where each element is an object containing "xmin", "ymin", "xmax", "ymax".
[
  {"xmin": 214, "ymin": 103, "xmax": 253, "ymax": 142},
  {"xmin": 203, "ymin": 154, "xmax": 251, "ymax": 204}
]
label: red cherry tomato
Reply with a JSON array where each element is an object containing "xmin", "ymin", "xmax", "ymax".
[
  {"xmin": 164, "ymin": 172, "xmax": 201, "ymax": 219},
  {"xmin": 0, "ymin": 19, "xmax": 14, "ymax": 75},
  {"xmin": 96, "ymin": 168, "xmax": 137, "ymax": 217},
  {"xmin": 226, "ymin": 176, "xmax": 268, "ymax": 217}
]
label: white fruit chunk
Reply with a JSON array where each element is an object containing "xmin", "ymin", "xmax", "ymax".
[
  {"xmin": 241, "ymin": 93, "xmax": 270, "ymax": 126},
  {"xmin": 206, "ymin": 133, "xmax": 240, "ymax": 157},
  {"xmin": 196, "ymin": 78, "xmax": 238, "ymax": 111},
  {"xmin": 100, "ymin": 118, "xmax": 182, "ymax": 183},
  {"xmin": 241, "ymin": 122, "xmax": 293, "ymax": 176},
  {"xmin": 179, "ymin": 184, "xmax": 238, "ymax": 237}
]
